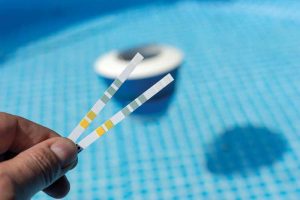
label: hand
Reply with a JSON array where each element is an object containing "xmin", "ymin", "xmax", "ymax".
[{"xmin": 0, "ymin": 112, "xmax": 78, "ymax": 200}]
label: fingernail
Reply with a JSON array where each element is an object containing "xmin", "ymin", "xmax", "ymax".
[{"xmin": 50, "ymin": 139, "xmax": 77, "ymax": 168}]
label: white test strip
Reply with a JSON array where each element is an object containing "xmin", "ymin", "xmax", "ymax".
[
  {"xmin": 68, "ymin": 53, "xmax": 144, "ymax": 142},
  {"xmin": 78, "ymin": 73, "xmax": 174, "ymax": 149}
]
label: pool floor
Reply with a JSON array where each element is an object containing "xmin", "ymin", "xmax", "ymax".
[{"xmin": 1, "ymin": 0, "xmax": 300, "ymax": 199}]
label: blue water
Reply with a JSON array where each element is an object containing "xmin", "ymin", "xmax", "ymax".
[{"xmin": 1, "ymin": 0, "xmax": 300, "ymax": 199}]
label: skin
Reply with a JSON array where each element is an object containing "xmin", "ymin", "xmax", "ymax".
[{"xmin": 0, "ymin": 112, "xmax": 78, "ymax": 200}]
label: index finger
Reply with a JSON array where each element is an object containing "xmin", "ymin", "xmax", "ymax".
[{"xmin": 0, "ymin": 112, "xmax": 60, "ymax": 154}]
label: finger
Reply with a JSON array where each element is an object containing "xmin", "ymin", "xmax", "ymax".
[
  {"xmin": 0, "ymin": 137, "xmax": 77, "ymax": 200},
  {"xmin": 43, "ymin": 158, "xmax": 77, "ymax": 198},
  {"xmin": 0, "ymin": 112, "xmax": 59, "ymax": 154},
  {"xmin": 43, "ymin": 176, "xmax": 70, "ymax": 199}
]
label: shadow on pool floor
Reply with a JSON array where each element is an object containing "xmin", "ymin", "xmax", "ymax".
[{"xmin": 205, "ymin": 125, "xmax": 289, "ymax": 176}]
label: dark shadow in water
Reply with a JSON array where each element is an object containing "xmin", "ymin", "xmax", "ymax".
[
  {"xmin": 205, "ymin": 125, "xmax": 289, "ymax": 175},
  {"xmin": 0, "ymin": 0, "xmax": 233, "ymax": 64}
]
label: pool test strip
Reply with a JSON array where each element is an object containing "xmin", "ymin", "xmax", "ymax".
[
  {"xmin": 68, "ymin": 53, "xmax": 144, "ymax": 142},
  {"xmin": 77, "ymin": 73, "xmax": 174, "ymax": 149}
]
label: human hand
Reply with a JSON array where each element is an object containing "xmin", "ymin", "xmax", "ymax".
[{"xmin": 0, "ymin": 112, "xmax": 78, "ymax": 200}]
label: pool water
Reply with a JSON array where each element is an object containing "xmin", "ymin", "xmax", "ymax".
[{"xmin": 1, "ymin": 0, "xmax": 300, "ymax": 199}]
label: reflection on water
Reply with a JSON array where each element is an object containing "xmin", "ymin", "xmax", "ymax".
[
  {"xmin": 0, "ymin": 0, "xmax": 233, "ymax": 64},
  {"xmin": 205, "ymin": 125, "xmax": 289, "ymax": 175}
]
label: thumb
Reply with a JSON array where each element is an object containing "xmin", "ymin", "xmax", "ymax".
[{"xmin": 1, "ymin": 137, "xmax": 77, "ymax": 199}]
